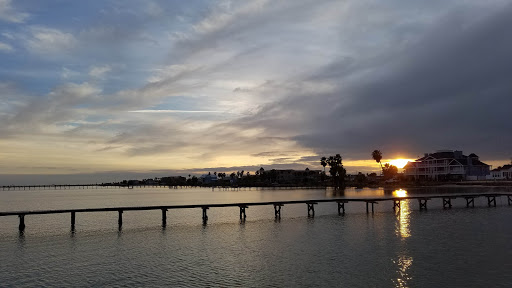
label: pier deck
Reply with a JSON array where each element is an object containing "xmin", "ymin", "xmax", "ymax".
[{"xmin": 1, "ymin": 193, "xmax": 511, "ymax": 232}]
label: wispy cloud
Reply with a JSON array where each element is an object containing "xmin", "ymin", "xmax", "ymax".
[
  {"xmin": 24, "ymin": 26, "xmax": 77, "ymax": 55},
  {"xmin": 129, "ymin": 110, "xmax": 227, "ymax": 113},
  {"xmin": 0, "ymin": 0, "xmax": 29, "ymax": 23},
  {"xmin": 0, "ymin": 41, "xmax": 13, "ymax": 52},
  {"xmin": 89, "ymin": 65, "xmax": 112, "ymax": 79}
]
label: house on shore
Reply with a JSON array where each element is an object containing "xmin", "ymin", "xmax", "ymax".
[
  {"xmin": 200, "ymin": 174, "xmax": 218, "ymax": 184},
  {"xmin": 404, "ymin": 150, "xmax": 490, "ymax": 181},
  {"xmin": 490, "ymin": 165, "xmax": 512, "ymax": 180}
]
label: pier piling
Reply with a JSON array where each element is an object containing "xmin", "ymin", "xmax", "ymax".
[
  {"xmin": 366, "ymin": 201, "xmax": 377, "ymax": 214},
  {"xmin": 71, "ymin": 212, "xmax": 76, "ymax": 230},
  {"xmin": 465, "ymin": 197, "xmax": 475, "ymax": 208},
  {"xmin": 418, "ymin": 198, "xmax": 429, "ymax": 210},
  {"xmin": 18, "ymin": 214, "xmax": 25, "ymax": 231},
  {"xmin": 118, "ymin": 210, "xmax": 123, "ymax": 229},
  {"xmin": 337, "ymin": 201, "xmax": 347, "ymax": 215},
  {"xmin": 442, "ymin": 197, "xmax": 455, "ymax": 209},
  {"xmin": 307, "ymin": 202, "xmax": 317, "ymax": 217},
  {"xmin": 202, "ymin": 207, "xmax": 209, "ymax": 223},
  {"xmin": 393, "ymin": 200, "xmax": 401, "ymax": 211},
  {"xmin": 487, "ymin": 196, "xmax": 496, "ymax": 207},
  {"xmin": 239, "ymin": 205, "xmax": 248, "ymax": 220},
  {"xmin": 273, "ymin": 204, "xmax": 283, "ymax": 219},
  {"xmin": 162, "ymin": 209, "xmax": 167, "ymax": 227}
]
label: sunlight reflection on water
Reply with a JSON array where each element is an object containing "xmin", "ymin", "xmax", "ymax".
[{"xmin": 393, "ymin": 189, "xmax": 412, "ymax": 288}]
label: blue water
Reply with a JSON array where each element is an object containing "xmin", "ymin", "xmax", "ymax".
[{"xmin": 0, "ymin": 186, "xmax": 511, "ymax": 287}]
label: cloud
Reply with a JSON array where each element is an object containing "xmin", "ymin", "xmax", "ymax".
[
  {"xmin": 0, "ymin": 0, "xmax": 29, "ymax": 23},
  {"xmin": 227, "ymin": 2, "xmax": 512, "ymax": 161},
  {"xmin": 89, "ymin": 65, "xmax": 112, "ymax": 78},
  {"xmin": 24, "ymin": 26, "xmax": 77, "ymax": 55},
  {"xmin": 61, "ymin": 67, "xmax": 80, "ymax": 79},
  {"xmin": 129, "ymin": 110, "xmax": 226, "ymax": 113},
  {"xmin": 1, "ymin": 82, "xmax": 101, "ymax": 137},
  {"xmin": 0, "ymin": 41, "xmax": 13, "ymax": 52},
  {"xmin": 1, "ymin": 0, "xmax": 512, "ymax": 180}
]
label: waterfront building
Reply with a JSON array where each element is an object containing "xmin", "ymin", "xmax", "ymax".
[
  {"xmin": 404, "ymin": 150, "xmax": 490, "ymax": 181},
  {"xmin": 490, "ymin": 165, "xmax": 512, "ymax": 180},
  {"xmin": 200, "ymin": 174, "xmax": 218, "ymax": 184}
]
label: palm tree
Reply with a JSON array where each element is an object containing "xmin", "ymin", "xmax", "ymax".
[
  {"xmin": 320, "ymin": 157, "xmax": 327, "ymax": 174},
  {"xmin": 372, "ymin": 150, "xmax": 383, "ymax": 171}
]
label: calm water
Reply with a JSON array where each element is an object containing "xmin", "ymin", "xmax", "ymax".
[{"xmin": 1, "ymin": 186, "xmax": 511, "ymax": 287}]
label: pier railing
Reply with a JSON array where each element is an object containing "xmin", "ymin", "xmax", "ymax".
[{"xmin": 1, "ymin": 193, "xmax": 511, "ymax": 232}]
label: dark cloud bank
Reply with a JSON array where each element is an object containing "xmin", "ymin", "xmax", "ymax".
[{"xmin": 236, "ymin": 4, "xmax": 512, "ymax": 161}]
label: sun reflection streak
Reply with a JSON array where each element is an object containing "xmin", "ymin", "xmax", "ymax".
[
  {"xmin": 392, "ymin": 255, "xmax": 413, "ymax": 288},
  {"xmin": 392, "ymin": 189, "xmax": 413, "ymax": 287},
  {"xmin": 393, "ymin": 189, "xmax": 411, "ymax": 239}
]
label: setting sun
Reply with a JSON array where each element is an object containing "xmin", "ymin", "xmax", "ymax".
[{"xmin": 389, "ymin": 159, "xmax": 413, "ymax": 169}]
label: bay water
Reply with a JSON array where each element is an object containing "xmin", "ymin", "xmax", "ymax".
[{"xmin": 0, "ymin": 186, "xmax": 511, "ymax": 287}]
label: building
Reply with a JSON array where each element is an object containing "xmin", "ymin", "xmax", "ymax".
[
  {"xmin": 490, "ymin": 165, "xmax": 512, "ymax": 180},
  {"xmin": 404, "ymin": 150, "xmax": 490, "ymax": 181},
  {"xmin": 199, "ymin": 174, "xmax": 218, "ymax": 184}
]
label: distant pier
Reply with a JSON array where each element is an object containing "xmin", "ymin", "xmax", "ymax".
[
  {"xmin": 1, "ymin": 193, "xmax": 511, "ymax": 233},
  {"xmin": 0, "ymin": 184, "xmax": 326, "ymax": 191}
]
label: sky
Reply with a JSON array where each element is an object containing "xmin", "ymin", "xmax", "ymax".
[{"xmin": 1, "ymin": 0, "xmax": 511, "ymax": 184}]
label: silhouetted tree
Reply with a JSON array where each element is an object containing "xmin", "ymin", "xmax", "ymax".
[
  {"xmin": 323, "ymin": 154, "xmax": 346, "ymax": 189},
  {"xmin": 372, "ymin": 150, "xmax": 383, "ymax": 171},
  {"xmin": 320, "ymin": 157, "xmax": 327, "ymax": 173},
  {"xmin": 382, "ymin": 163, "xmax": 398, "ymax": 180}
]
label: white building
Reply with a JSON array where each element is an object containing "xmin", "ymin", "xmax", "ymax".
[
  {"xmin": 404, "ymin": 150, "xmax": 490, "ymax": 181},
  {"xmin": 490, "ymin": 165, "xmax": 512, "ymax": 180}
]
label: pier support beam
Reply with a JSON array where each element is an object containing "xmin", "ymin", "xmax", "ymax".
[
  {"xmin": 442, "ymin": 197, "xmax": 455, "ymax": 209},
  {"xmin": 118, "ymin": 210, "xmax": 123, "ymax": 229},
  {"xmin": 18, "ymin": 214, "xmax": 25, "ymax": 232},
  {"xmin": 307, "ymin": 202, "xmax": 317, "ymax": 217},
  {"xmin": 162, "ymin": 209, "xmax": 167, "ymax": 227},
  {"xmin": 337, "ymin": 201, "xmax": 347, "ymax": 215},
  {"xmin": 393, "ymin": 200, "xmax": 401, "ymax": 211},
  {"xmin": 202, "ymin": 207, "xmax": 209, "ymax": 223},
  {"xmin": 418, "ymin": 198, "xmax": 429, "ymax": 210},
  {"xmin": 465, "ymin": 197, "xmax": 475, "ymax": 208},
  {"xmin": 508, "ymin": 195, "xmax": 512, "ymax": 206},
  {"xmin": 273, "ymin": 204, "xmax": 283, "ymax": 219},
  {"xmin": 366, "ymin": 201, "xmax": 377, "ymax": 214},
  {"xmin": 487, "ymin": 196, "xmax": 496, "ymax": 207},
  {"xmin": 71, "ymin": 212, "xmax": 76, "ymax": 231},
  {"xmin": 239, "ymin": 205, "xmax": 248, "ymax": 220}
]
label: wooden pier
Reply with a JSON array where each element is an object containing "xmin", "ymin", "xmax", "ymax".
[{"xmin": 0, "ymin": 193, "xmax": 510, "ymax": 232}]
